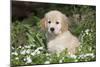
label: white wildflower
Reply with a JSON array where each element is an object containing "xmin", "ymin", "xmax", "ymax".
[
  {"xmin": 11, "ymin": 47, "xmax": 14, "ymax": 50},
  {"xmin": 20, "ymin": 50, "xmax": 26, "ymax": 55},
  {"xmin": 30, "ymin": 44, "xmax": 35, "ymax": 47},
  {"xmin": 22, "ymin": 47, "xmax": 25, "ymax": 49},
  {"xmin": 75, "ymin": 59, "xmax": 78, "ymax": 62},
  {"xmin": 80, "ymin": 33, "xmax": 85, "ymax": 43},
  {"xmin": 19, "ymin": 46, "xmax": 22, "ymax": 48},
  {"xmin": 31, "ymin": 47, "xmax": 43, "ymax": 56},
  {"xmin": 26, "ymin": 49, "xmax": 31, "ymax": 54},
  {"xmin": 85, "ymin": 53, "xmax": 94, "ymax": 58},
  {"xmin": 59, "ymin": 57, "xmax": 64, "ymax": 63},
  {"xmin": 23, "ymin": 58, "xmax": 26, "ymax": 61},
  {"xmin": 31, "ymin": 50, "xmax": 40, "ymax": 56},
  {"xmin": 79, "ymin": 53, "xmax": 95, "ymax": 58},
  {"xmin": 44, "ymin": 61, "xmax": 50, "ymax": 64},
  {"xmin": 31, "ymin": 52, "xmax": 36, "ymax": 56},
  {"xmin": 15, "ymin": 57, "xmax": 19, "ymax": 60},
  {"xmin": 12, "ymin": 51, "xmax": 18, "ymax": 56},
  {"xmin": 34, "ymin": 47, "xmax": 43, "ymax": 53},
  {"xmin": 25, "ymin": 45, "xmax": 31, "ymax": 48},
  {"xmin": 85, "ymin": 29, "xmax": 90, "ymax": 35},
  {"xmin": 46, "ymin": 53, "xmax": 51, "ymax": 56},
  {"xmin": 26, "ymin": 56, "xmax": 32, "ymax": 63},
  {"xmin": 70, "ymin": 55, "xmax": 77, "ymax": 59},
  {"xmin": 59, "ymin": 60, "xmax": 63, "ymax": 63},
  {"xmin": 37, "ymin": 47, "xmax": 44, "ymax": 50},
  {"xmin": 37, "ymin": 50, "xmax": 41, "ymax": 54},
  {"xmin": 14, "ymin": 52, "xmax": 18, "ymax": 55},
  {"xmin": 24, "ymin": 45, "xmax": 28, "ymax": 48}
]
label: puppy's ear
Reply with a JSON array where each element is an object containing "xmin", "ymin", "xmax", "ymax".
[
  {"xmin": 40, "ymin": 17, "xmax": 47, "ymax": 31},
  {"xmin": 61, "ymin": 14, "xmax": 69, "ymax": 32}
]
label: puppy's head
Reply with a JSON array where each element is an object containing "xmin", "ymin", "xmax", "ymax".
[{"xmin": 40, "ymin": 10, "xmax": 69, "ymax": 35}]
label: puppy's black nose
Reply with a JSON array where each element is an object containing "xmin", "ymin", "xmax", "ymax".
[{"xmin": 50, "ymin": 27, "xmax": 54, "ymax": 32}]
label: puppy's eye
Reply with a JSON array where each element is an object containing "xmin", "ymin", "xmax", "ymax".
[
  {"xmin": 56, "ymin": 22, "xmax": 59, "ymax": 24},
  {"xmin": 48, "ymin": 21, "xmax": 51, "ymax": 24}
]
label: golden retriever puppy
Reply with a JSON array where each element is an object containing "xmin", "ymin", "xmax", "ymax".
[{"xmin": 40, "ymin": 10, "xmax": 80, "ymax": 55}]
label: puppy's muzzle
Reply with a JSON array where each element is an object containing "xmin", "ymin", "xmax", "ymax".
[{"xmin": 50, "ymin": 27, "xmax": 54, "ymax": 32}]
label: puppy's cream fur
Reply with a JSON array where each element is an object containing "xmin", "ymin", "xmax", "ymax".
[{"xmin": 40, "ymin": 10, "xmax": 80, "ymax": 55}]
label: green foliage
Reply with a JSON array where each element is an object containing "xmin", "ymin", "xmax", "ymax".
[{"xmin": 11, "ymin": 5, "xmax": 96, "ymax": 66}]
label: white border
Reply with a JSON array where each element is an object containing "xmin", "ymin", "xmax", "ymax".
[
  {"xmin": 21, "ymin": 62, "xmax": 96, "ymax": 67},
  {"xmin": 14, "ymin": 0, "xmax": 96, "ymax": 6},
  {"xmin": 0, "ymin": 0, "xmax": 98, "ymax": 67},
  {"xmin": 0, "ymin": 0, "xmax": 10, "ymax": 67}
]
